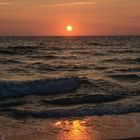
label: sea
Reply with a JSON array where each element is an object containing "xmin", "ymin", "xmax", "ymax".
[{"xmin": 0, "ymin": 36, "xmax": 140, "ymax": 139}]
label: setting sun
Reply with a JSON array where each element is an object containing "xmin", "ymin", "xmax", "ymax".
[{"xmin": 66, "ymin": 25, "xmax": 73, "ymax": 32}]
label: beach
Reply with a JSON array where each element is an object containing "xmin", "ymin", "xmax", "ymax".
[
  {"xmin": 0, "ymin": 113, "xmax": 140, "ymax": 140},
  {"xmin": 0, "ymin": 36, "xmax": 140, "ymax": 140}
]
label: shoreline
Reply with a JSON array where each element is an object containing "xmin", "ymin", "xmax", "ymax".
[
  {"xmin": 4, "ymin": 132, "xmax": 140, "ymax": 140},
  {"xmin": 0, "ymin": 113, "xmax": 140, "ymax": 140},
  {"xmin": 113, "ymin": 137, "xmax": 140, "ymax": 140}
]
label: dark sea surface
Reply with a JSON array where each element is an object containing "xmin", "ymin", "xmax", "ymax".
[{"xmin": 0, "ymin": 36, "xmax": 140, "ymax": 119}]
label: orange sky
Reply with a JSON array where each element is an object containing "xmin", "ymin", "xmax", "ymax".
[{"xmin": 0, "ymin": 0, "xmax": 140, "ymax": 36}]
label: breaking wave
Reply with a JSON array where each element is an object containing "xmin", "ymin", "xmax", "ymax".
[{"xmin": 0, "ymin": 77, "xmax": 83, "ymax": 98}]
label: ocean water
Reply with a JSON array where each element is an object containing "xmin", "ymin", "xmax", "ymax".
[{"xmin": 0, "ymin": 36, "xmax": 140, "ymax": 119}]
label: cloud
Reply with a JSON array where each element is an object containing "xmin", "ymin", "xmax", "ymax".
[
  {"xmin": 41, "ymin": 1, "xmax": 99, "ymax": 7},
  {"xmin": 0, "ymin": 2, "xmax": 13, "ymax": 6}
]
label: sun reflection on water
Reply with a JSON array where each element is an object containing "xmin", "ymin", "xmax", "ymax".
[{"xmin": 54, "ymin": 119, "xmax": 100, "ymax": 140}]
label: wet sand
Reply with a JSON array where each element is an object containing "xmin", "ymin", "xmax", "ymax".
[
  {"xmin": 0, "ymin": 113, "xmax": 140, "ymax": 140},
  {"xmin": 113, "ymin": 138, "xmax": 140, "ymax": 140}
]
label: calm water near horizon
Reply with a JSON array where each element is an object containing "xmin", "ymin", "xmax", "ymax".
[{"xmin": 0, "ymin": 36, "xmax": 140, "ymax": 139}]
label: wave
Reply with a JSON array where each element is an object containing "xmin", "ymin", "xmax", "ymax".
[
  {"xmin": 29, "ymin": 63, "xmax": 95, "ymax": 72},
  {"xmin": 1, "ymin": 103, "xmax": 140, "ymax": 119},
  {"xmin": 0, "ymin": 46, "xmax": 38, "ymax": 55},
  {"xmin": 109, "ymin": 74, "xmax": 140, "ymax": 81},
  {"xmin": 0, "ymin": 77, "xmax": 83, "ymax": 98},
  {"xmin": 0, "ymin": 59, "xmax": 22, "ymax": 64},
  {"xmin": 0, "ymin": 49, "xmax": 17, "ymax": 55},
  {"xmin": 114, "ymin": 67, "xmax": 140, "ymax": 73},
  {"xmin": 108, "ymin": 49, "xmax": 139, "ymax": 54},
  {"xmin": 102, "ymin": 58, "xmax": 140, "ymax": 65},
  {"xmin": 87, "ymin": 42, "xmax": 124, "ymax": 47},
  {"xmin": 2, "ymin": 46, "xmax": 38, "ymax": 50},
  {"xmin": 0, "ymin": 100, "xmax": 26, "ymax": 108},
  {"xmin": 94, "ymin": 66, "xmax": 109, "ymax": 70},
  {"xmin": 42, "ymin": 94, "xmax": 124, "ymax": 106}
]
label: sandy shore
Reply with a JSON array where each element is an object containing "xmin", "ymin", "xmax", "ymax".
[
  {"xmin": 0, "ymin": 113, "xmax": 140, "ymax": 140},
  {"xmin": 113, "ymin": 137, "xmax": 140, "ymax": 140}
]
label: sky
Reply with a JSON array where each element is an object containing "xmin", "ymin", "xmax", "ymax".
[{"xmin": 0, "ymin": 0, "xmax": 140, "ymax": 36}]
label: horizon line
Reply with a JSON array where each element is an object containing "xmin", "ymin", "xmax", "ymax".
[{"xmin": 0, "ymin": 35, "xmax": 140, "ymax": 37}]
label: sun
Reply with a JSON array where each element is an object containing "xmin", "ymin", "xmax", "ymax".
[{"xmin": 66, "ymin": 25, "xmax": 73, "ymax": 32}]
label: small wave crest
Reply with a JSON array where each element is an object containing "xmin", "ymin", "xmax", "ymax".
[
  {"xmin": 1, "ymin": 103, "xmax": 140, "ymax": 119},
  {"xmin": 87, "ymin": 42, "xmax": 124, "ymax": 47},
  {"xmin": 109, "ymin": 74, "xmax": 140, "ymax": 81},
  {"xmin": 0, "ymin": 77, "xmax": 82, "ymax": 98},
  {"xmin": 0, "ymin": 46, "xmax": 39, "ymax": 55},
  {"xmin": 42, "ymin": 94, "xmax": 124, "ymax": 106}
]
